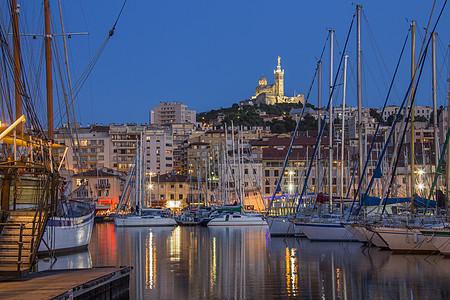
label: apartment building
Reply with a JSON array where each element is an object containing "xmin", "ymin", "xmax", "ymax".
[
  {"xmin": 71, "ymin": 167, "xmax": 126, "ymax": 207},
  {"xmin": 150, "ymin": 173, "xmax": 199, "ymax": 209},
  {"xmin": 144, "ymin": 127, "xmax": 174, "ymax": 175},
  {"xmin": 149, "ymin": 101, "xmax": 196, "ymax": 125},
  {"xmin": 110, "ymin": 124, "xmax": 146, "ymax": 172},
  {"xmin": 55, "ymin": 124, "xmax": 112, "ymax": 171},
  {"xmin": 171, "ymin": 123, "xmax": 198, "ymax": 174},
  {"xmin": 382, "ymin": 105, "xmax": 433, "ymax": 122}
]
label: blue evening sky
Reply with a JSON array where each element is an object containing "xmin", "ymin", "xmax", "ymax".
[{"xmin": 16, "ymin": 1, "xmax": 450, "ymax": 126}]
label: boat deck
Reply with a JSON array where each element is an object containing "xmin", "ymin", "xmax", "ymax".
[{"xmin": 0, "ymin": 266, "xmax": 131, "ymax": 299}]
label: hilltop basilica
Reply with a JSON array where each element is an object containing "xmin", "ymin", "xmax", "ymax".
[{"xmin": 240, "ymin": 57, "xmax": 305, "ymax": 106}]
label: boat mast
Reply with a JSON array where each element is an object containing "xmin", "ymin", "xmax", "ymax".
[
  {"xmin": 447, "ymin": 45, "xmax": 450, "ymax": 216},
  {"xmin": 328, "ymin": 29, "xmax": 334, "ymax": 213},
  {"xmin": 357, "ymin": 5, "xmax": 363, "ymax": 196},
  {"xmin": 341, "ymin": 55, "xmax": 348, "ymax": 215},
  {"xmin": 432, "ymin": 33, "xmax": 439, "ymax": 199},
  {"xmin": 410, "ymin": 21, "xmax": 416, "ymax": 210},
  {"xmin": 241, "ymin": 127, "xmax": 245, "ymax": 208},
  {"xmin": 316, "ymin": 60, "xmax": 322, "ymax": 197},
  {"xmin": 224, "ymin": 125, "xmax": 228, "ymax": 204},
  {"xmin": 11, "ymin": 0, "xmax": 22, "ymax": 131},
  {"xmin": 44, "ymin": 0, "xmax": 53, "ymax": 140}
]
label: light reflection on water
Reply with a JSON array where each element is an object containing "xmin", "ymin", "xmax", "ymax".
[{"xmin": 38, "ymin": 223, "xmax": 450, "ymax": 299}]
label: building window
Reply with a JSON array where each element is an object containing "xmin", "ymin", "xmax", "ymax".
[
  {"xmin": 170, "ymin": 194, "xmax": 175, "ymax": 200},
  {"xmin": 179, "ymin": 194, "xmax": 183, "ymax": 200},
  {"xmin": 97, "ymin": 190, "xmax": 102, "ymax": 197},
  {"xmin": 179, "ymin": 184, "xmax": 183, "ymax": 188},
  {"xmin": 265, "ymin": 170, "xmax": 270, "ymax": 177},
  {"xmin": 244, "ymin": 169, "xmax": 248, "ymax": 175},
  {"xmin": 170, "ymin": 184, "xmax": 175, "ymax": 189},
  {"xmin": 97, "ymin": 178, "xmax": 109, "ymax": 187}
]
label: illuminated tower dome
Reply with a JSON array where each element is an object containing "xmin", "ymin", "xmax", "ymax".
[{"xmin": 258, "ymin": 75, "xmax": 267, "ymax": 86}]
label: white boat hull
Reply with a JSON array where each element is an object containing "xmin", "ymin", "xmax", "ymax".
[
  {"xmin": 342, "ymin": 223, "xmax": 368, "ymax": 243},
  {"xmin": 114, "ymin": 215, "xmax": 177, "ymax": 227},
  {"xmin": 371, "ymin": 226, "xmax": 438, "ymax": 254},
  {"xmin": 267, "ymin": 216, "xmax": 304, "ymax": 236},
  {"xmin": 295, "ymin": 221, "xmax": 358, "ymax": 241},
  {"xmin": 420, "ymin": 229, "xmax": 450, "ymax": 256},
  {"xmin": 38, "ymin": 209, "xmax": 95, "ymax": 254},
  {"xmin": 352, "ymin": 224, "xmax": 389, "ymax": 248},
  {"xmin": 207, "ymin": 215, "xmax": 267, "ymax": 226}
]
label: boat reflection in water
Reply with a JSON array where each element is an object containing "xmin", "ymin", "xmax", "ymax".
[
  {"xmin": 37, "ymin": 224, "xmax": 450, "ymax": 299},
  {"xmin": 37, "ymin": 250, "xmax": 92, "ymax": 271}
]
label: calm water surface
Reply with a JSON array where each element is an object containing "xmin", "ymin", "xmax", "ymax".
[{"xmin": 38, "ymin": 223, "xmax": 450, "ymax": 299}]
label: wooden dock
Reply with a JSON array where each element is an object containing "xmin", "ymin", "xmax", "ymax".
[{"xmin": 0, "ymin": 266, "xmax": 132, "ymax": 299}]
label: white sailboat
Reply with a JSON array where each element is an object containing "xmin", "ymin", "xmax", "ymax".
[
  {"xmin": 342, "ymin": 222, "xmax": 389, "ymax": 248},
  {"xmin": 293, "ymin": 30, "xmax": 356, "ymax": 242},
  {"xmin": 207, "ymin": 211, "xmax": 266, "ymax": 226},
  {"xmin": 370, "ymin": 225, "xmax": 438, "ymax": 254},
  {"xmin": 114, "ymin": 134, "xmax": 176, "ymax": 227},
  {"xmin": 266, "ymin": 216, "xmax": 304, "ymax": 237},
  {"xmin": 295, "ymin": 216, "xmax": 358, "ymax": 241},
  {"xmin": 420, "ymin": 228, "xmax": 450, "ymax": 256}
]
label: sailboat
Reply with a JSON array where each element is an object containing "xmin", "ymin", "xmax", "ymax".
[
  {"xmin": 293, "ymin": 14, "xmax": 359, "ymax": 242},
  {"xmin": 114, "ymin": 134, "xmax": 177, "ymax": 227},
  {"xmin": 206, "ymin": 124, "xmax": 267, "ymax": 227},
  {"xmin": 0, "ymin": 0, "xmax": 110, "ymax": 273},
  {"xmin": 349, "ymin": 11, "xmax": 449, "ymax": 254}
]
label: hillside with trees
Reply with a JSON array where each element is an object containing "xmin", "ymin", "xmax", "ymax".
[{"xmin": 197, "ymin": 102, "xmax": 318, "ymax": 133}]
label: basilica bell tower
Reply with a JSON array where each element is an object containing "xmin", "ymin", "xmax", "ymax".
[{"xmin": 274, "ymin": 56, "xmax": 284, "ymax": 98}]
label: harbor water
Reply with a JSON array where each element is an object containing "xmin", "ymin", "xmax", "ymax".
[{"xmin": 38, "ymin": 223, "xmax": 450, "ymax": 299}]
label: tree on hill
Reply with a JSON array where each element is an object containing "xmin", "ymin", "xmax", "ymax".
[
  {"xmin": 197, "ymin": 102, "xmax": 314, "ymax": 133},
  {"xmin": 298, "ymin": 114, "xmax": 317, "ymax": 131},
  {"xmin": 268, "ymin": 116, "xmax": 297, "ymax": 133},
  {"xmin": 370, "ymin": 108, "xmax": 381, "ymax": 121}
]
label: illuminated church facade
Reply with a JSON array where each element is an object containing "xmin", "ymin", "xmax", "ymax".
[{"xmin": 240, "ymin": 57, "xmax": 305, "ymax": 106}]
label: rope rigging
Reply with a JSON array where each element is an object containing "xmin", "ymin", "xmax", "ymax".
[
  {"xmin": 51, "ymin": 0, "xmax": 128, "ymax": 130},
  {"xmin": 295, "ymin": 13, "xmax": 357, "ymax": 213}
]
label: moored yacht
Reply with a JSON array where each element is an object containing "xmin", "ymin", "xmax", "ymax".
[
  {"xmin": 266, "ymin": 215, "xmax": 304, "ymax": 237},
  {"xmin": 294, "ymin": 216, "xmax": 359, "ymax": 242},
  {"xmin": 420, "ymin": 227, "xmax": 450, "ymax": 256},
  {"xmin": 369, "ymin": 224, "xmax": 438, "ymax": 254},
  {"xmin": 114, "ymin": 208, "xmax": 177, "ymax": 227},
  {"xmin": 207, "ymin": 211, "xmax": 267, "ymax": 226}
]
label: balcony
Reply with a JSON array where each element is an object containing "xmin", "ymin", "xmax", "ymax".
[{"xmin": 95, "ymin": 183, "xmax": 111, "ymax": 188}]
